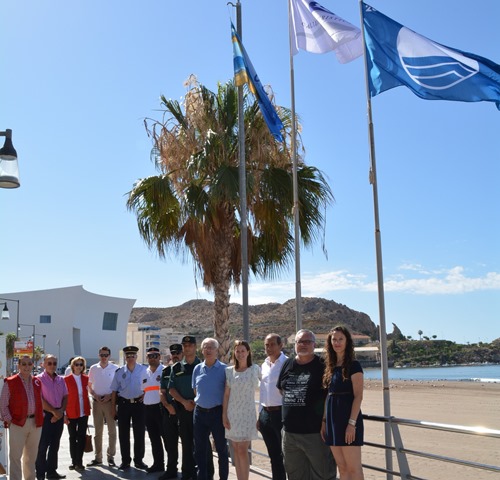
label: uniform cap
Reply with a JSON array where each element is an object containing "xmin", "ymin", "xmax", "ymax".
[
  {"xmin": 181, "ymin": 335, "xmax": 196, "ymax": 344},
  {"xmin": 123, "ymin": 345, "xmax": 139, "ymax": 354},
  {"xmin": 169, "ymin": 344, "xmax": 182, "ymax": 354}
]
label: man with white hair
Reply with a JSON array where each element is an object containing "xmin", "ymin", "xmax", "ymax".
[
  {"xmin": 277, "ymin": 329, "xmax": 336, "ymax": 480},
  {"xmin": 191, "ymin": 338, "xmax": 228, "ymax": 480}
]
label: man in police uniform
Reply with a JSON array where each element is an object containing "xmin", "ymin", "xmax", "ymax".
[
  {"xmin": 110, "ymin": 346, "xmax": 148, "ymax": 471},
  {"xmin": 159, "ymin": 344, "xmax": 183, "ymax": 480},
  {"xmin": 142, "ymin": 347, "xmax": 165, "ymax": 473}
]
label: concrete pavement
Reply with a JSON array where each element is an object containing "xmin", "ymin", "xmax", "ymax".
[{"xmin": 46, "ymin": 421, "xmax": 270, "ymax": 480}]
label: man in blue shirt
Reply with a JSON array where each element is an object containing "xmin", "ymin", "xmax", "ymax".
[
  {"xmin": 110, "ymin": 346, "xmax": 148, "ymax": 471},
  {"xmin": 191, "ymin": 338, "xmax": 228, "ymax": 480}
]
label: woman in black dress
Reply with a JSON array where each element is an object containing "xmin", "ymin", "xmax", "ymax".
[{"xmin": 321, "ymin": 326, "xmax": 364, "ymax": 479}]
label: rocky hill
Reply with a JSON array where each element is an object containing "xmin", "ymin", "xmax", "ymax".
[{"xmin": 129, "ymin": 297, "xmax": 378, "ymax": 342}]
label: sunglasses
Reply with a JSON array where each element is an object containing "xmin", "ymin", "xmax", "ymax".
[
  {"xmin": 20, "ymin": 362, "xmax": 33, "ymax": 366},
  {"xmin": 99, "ymin": 353, "xmax": 110, "ymax": 357},
  {"xmin": 46, "ymin": 361, "xmax": 58, "ymax": 366},
  {"xmin": 126, "ymin": 354, "xmax": 136, "ymax": 358},
  {"xmin": 147, "ymin": 354, "xmax": 160, "ymax": 358},
  {"xmin": 74, "ymin": 363, "xmax": 84, "ymax": 367}
]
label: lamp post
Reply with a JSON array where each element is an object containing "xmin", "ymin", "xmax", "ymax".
[
  {"xmin": 0, "ymin": 129, "xmax": 20, "ymax": 188},
  {"xmin": 0, "ymin": 297, "xmax": 20, "ymax": 339}
]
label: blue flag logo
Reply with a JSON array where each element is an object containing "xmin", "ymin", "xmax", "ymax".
[{"xmin": 362, "ymin": 3, "xmax": 500, "ymax": 109}]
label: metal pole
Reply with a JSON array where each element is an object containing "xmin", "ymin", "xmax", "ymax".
[
  {"xmin": 287, "ymin": 0, "xmax": 302, "ymax": 331},
  {"xmin": 358, "ymin": 1, "xmax": 393, "ymax": 478},
  {"xmin": 236, "ymin": 0, "xmax": 250, "ymax": 342}
]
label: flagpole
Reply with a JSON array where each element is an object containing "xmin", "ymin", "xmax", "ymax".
[
  {"xmin": 288, "ymin": 0, "xmax": 302, "ymax": 332},
  {"xmin": 236, "ymin": 0, "xmax": 250, "ymax": 342},
  {"xmin": 359, "ymin": 1, "xmax": 393, "ymax": 478}
]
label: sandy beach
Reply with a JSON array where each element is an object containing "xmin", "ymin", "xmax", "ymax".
[{"xmin": 251, "ymin": 380, "xmax": 500, "ymax": 479}]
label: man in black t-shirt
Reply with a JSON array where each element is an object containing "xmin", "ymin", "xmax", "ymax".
[{"xmin": 277, "ymin": 329, "xmax": 337, "ymax": 480}]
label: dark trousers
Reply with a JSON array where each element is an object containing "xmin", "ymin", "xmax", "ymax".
[
  {"xmin": 145, "ymin": 404, "xmax": 165, "ymax": 468},
  {"xmin": 161, "ymin": 405, "xmax": 179, "ymax": 476},
  {"xmin": 193, "ymin": 405, "xmax": 228, "ymax": 480},
  {"xmin": 117, "ymin": 400, "xmax": 145, "ymax": 465},
  {"xmin": 177, "ymin": 405, "xmax": 214, "ymax": 480},
  {"xmin": 67, "ymin": 415, "xmax": 89, "ymax": 467},
  {"xmin": 36, "ymin": 412, "xmax": 65, "ymax": 476},
  {"xmin": 259, "ymin": 408, "xmax": 286, "ymax": 480}
]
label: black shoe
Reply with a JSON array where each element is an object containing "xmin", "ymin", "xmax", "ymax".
[
  {"xmin": 87, "ymin": 459, "xmax": 102, "ymax": 467},
  {"xmin": 46, "ymin": 473, "xmax": 66, "ymax": 480},
  {"xmin": 75, "ymin": 465, "xmax": 85, "ymax": 471},
  {"xmin": 108, "ymin": 457, "xmax": 116, "ymax": 467},
  {"xmin": 160, "ymin": 473, "xmax": 179, "ymax": 480},
  {"xmin": 68, "ymin": 465, "xmax": 75, "ymax": 471},
  {"xmin": 118, "ymin": 463, "xmax": 131, "ymax": 470},
  {"xmin": 147, "ymin": 465, "xmax": 164, "ymax": 474},
  {"xmin": 134, "ymin": 461, "xmax": 149, "ymax": 470}
]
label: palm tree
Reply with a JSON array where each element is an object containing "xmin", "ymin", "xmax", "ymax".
[{"xmin": 127, "ymin": 77, "xmax": 333, "ymax": 359}]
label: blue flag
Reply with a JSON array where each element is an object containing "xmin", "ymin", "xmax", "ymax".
[
  {"xmin": 362, "ymin": 3, "xmax": 500, "ymax": 109},
  {"xmin": 231, "ymin": 23, "xmax": 284, "ymax": 142}
]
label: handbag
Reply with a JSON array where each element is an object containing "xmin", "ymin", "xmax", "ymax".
[{"xmin": 84, "ymin": 428, "xmax": 93, "ymax": 453}]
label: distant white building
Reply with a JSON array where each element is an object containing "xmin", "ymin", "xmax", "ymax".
[
  {"xmin": 0, "ymin": 286, "xmax": 136, "ymax": 369},
  {"xmin": 127, "ymin": 323, "xmax": 184, "ymax": 364}
]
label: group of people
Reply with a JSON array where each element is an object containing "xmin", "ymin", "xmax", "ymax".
[{"xmin": 0, "ymin": 325, "xmax": 365, "ymax": 480}]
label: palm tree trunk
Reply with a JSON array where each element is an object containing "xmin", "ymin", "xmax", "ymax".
[{"xmin": 212, "ymin": 239, "xmax": 233, "ymax": 362}]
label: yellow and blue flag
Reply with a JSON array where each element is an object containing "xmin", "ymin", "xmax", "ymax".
[
  {"xmin": 363, "ymin": 3, "xmax": 500, "ymax": 110},
  {"xmin": 231, "ymin": 23, "xmax": 284, "ymax": 142}
]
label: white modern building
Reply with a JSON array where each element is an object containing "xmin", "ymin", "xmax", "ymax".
[{"xmin": 0, "ymin": 286, "xmax": 136, "ymax": 370}]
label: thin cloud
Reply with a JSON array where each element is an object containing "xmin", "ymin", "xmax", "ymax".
[{"xmin": 245, "ymin": 265, "xmax": 500, "ymax": 303}]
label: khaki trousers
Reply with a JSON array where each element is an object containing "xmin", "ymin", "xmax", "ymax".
[
  {"xmin": 91, "ymin": 399, "xmax": 116, "ymax": 462},
  {"xmin": 9, "ymin": 418, "xmax": 42, "ymax": 480}
]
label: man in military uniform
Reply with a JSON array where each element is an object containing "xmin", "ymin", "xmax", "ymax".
[
  {"xmin": 110, "ymin": 346, "xmax": 148, "ymax": 471},
  {"xmin": 169, "ymin": 336, "xmax": 214, "ymax": 480},
  {"xmin": 159, "ymin": 344, "xmax": 183, "ymax": 480},
  {"xmin": 142, "ymin": 347, "xmax": 165, "ymax": 473}
]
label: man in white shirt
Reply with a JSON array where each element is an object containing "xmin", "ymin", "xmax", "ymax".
[
  {"xmin": 87, "ymin": 346, "xmax": 118, "ymax": 467},
  {"xmin": 142, "ymin": 347, "xmax": 165, "ymax": 474},
  {"xmin": 257, "ymin": 333, "xmax": 288, "ymax": 480}
]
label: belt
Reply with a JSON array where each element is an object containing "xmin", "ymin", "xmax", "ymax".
[
  {"xmin": 263, "ymin": 406, "xmax": 281, "ymax": 412},
  {"xmin": 196, "ymin": 405, "xmax": 222, "ymax": 412},
  {"xmin": 27, "ymin": 414, "xmax": 35, "ymax": 419},
  {"xmin": 328, "ymin": 392, "xmax": 352, "ymax": 396},
  {"xmin": 118, "ymin": 396, "xmax": 143, "ymax": 404}
]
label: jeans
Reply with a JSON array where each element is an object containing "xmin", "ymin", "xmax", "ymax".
[
  {"xmin": 193, "ymin": 405, "xmax": 228, "ymax": 480},
  {"xmin": 258, "ymin": 408, "xmax": 286, "ymax": 480},
  {"xmin": 35, "ymin": 412, "xmax": 65, "ymax": 477}
]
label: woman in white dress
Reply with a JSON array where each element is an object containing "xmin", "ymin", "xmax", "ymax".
[{"xmin": 223, "ymin": 340, "xmax": 260, "ymax": 480}]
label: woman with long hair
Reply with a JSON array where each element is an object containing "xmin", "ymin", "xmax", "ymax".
[
  {"xmin": 321, "ymin": 326, "xmax": 364, "ymax": 480},
  {"xmin": 64, "ymin": 356, "xmax": 91, "ymax": 471},
  {"xmin": 222, "ymin": 340, "xmax": 260, "ymax": 480}
]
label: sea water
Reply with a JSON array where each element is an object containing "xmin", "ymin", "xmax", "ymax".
[{"xmin": 363, "ymin": 364, "xmax": 500, "ymax": 382}]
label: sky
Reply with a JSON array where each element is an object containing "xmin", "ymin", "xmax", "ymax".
[{"xmin": 2, "ymin": 0, "xmax": 499, "ymax": 344}]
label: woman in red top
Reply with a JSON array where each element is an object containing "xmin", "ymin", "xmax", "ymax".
[{"xmin": 64, "ymin": 356, "xmax": 91, "ymax": 471}]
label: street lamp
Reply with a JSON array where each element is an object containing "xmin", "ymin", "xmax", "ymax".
[
  {"xmin": 0, "ymin": 297, "xmax": 20, "ymax": 338},
  {"xmin": 0, "ymin": 129, "xmax": 20, "ymax": 188}
]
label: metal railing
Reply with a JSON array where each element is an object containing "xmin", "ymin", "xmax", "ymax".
[{"xmin": 245, "ymin": 413, "xmax": 500, "ymax": 479}]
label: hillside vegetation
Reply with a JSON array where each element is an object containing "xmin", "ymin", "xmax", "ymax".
[{"xmin": 388, "ymin": 339, "xmax": 500, "ymax": 367}]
